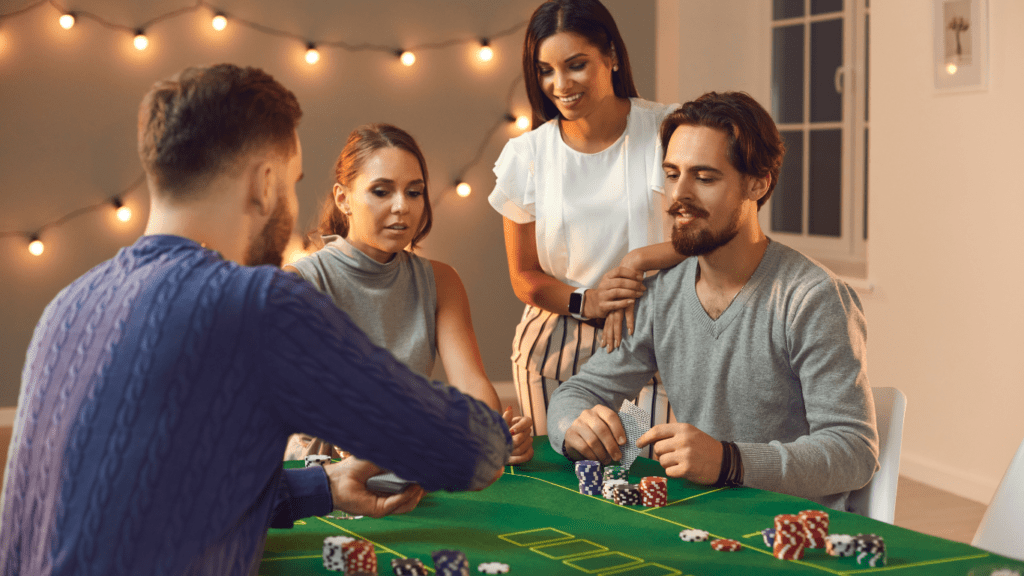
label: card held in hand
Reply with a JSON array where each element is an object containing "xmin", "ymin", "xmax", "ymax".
[{"xmin": 618, "ymin": 399, "xmax": 651, "ymax": 470}]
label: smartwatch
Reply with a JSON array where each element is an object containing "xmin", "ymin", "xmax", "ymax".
[{"xmin": 569, "ymin": 287, "xmax": 589, "ymax": 321}]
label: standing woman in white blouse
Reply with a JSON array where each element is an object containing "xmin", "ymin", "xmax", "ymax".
[{"xmin": 489, "ymin": 0, "xmax": 685, "ymax": 443}]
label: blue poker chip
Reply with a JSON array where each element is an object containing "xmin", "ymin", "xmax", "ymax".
[{"xmin": 762, "ymin": 528, "xmax": 776, "ymax": 547}]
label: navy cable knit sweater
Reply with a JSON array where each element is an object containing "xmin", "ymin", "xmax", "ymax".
[{"xmin": 0, "ymin": 234, "xmax": 511, "ymax": 575}]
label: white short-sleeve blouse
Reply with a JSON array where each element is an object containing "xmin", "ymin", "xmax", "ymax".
[{"xmin": 489, "ymin": 98, "xmax": 678, "ymax": 288}]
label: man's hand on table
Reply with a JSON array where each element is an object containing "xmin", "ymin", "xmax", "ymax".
[
  {"xmin": 324, "ymin": 457, "xmax": 424, "ymax": 518},
  {"xmin": 503, "ymin": 407, "xmax": 534, "ymax": 465},
  {"xmin": 637, "ymin": 423, "xmax": 723, "ymax": 485},
  {"xmin": 563, "ymin": 405, "xmax": 627, "ymax": 463}
]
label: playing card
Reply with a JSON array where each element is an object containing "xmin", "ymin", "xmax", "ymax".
[{"xmin": 618, "ymin": 399, "xmax": 651, "ymax": 470}]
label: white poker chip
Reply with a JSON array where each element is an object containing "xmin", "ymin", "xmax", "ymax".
[
  {"xmin": 990, "ymin": 570, "xmax": 1022, "ymax": 576},
  {"xmin": 679, "ymin": 529, "xmax": 709, "ymax": 542},
  {"xmin": 478, "ymin": 561, "xmax": 510, "ymax": 573}
]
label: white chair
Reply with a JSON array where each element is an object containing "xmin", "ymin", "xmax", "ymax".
[
  {"xmin": 972, "ymin": 436, "xmax": 1024, "ymax": 561},
  {"xmin": 846, "ymin": 386, "xmax": 907, "ymax": 524}
]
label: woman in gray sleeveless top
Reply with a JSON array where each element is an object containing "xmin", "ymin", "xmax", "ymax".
[{"xmin": 284, "ymin": 124, "xmax": 533, "ymax": 464}]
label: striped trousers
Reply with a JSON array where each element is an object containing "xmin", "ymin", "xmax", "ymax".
[{"xmin": 510, "ymin": 305, "xmax": 673, "ymax": 458}]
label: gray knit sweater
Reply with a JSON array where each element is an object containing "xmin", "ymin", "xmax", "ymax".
[{"xmin": 547, "ymin": 240, "xmax": 879, "ymax": 510}]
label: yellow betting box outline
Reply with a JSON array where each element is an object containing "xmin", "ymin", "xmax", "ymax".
[
  {"xmin": 563, "ymin": 551, "xmax": 644, "ymax": 573},
  {"xmin": 499, "ymin": 525, "xmax": 684, "ymax": 575},
  {"xmin": 532, "ymin": 539, "xmax": 608, "ymax": 559}
]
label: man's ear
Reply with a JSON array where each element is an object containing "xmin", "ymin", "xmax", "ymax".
[
  {"xmin": 747, "ymin": 174, "xmax": 771, "ymax": 204},
  {"xmin": 249, "ymin": 159, "xmax": 275, "ymax": 216}
]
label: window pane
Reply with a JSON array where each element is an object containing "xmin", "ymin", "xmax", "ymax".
[
  {"xmin": 772, "ymin": 25, "xmax": 804, "ymax": 124},
  {"xmin": 809, "ymin": 129, "xmax": 842, "ymax": 237},
  {"xmin": 811, "ymin": 0, "xmax": 843, "ymax": 14},
  {"xmin": 772, "ymin": 130, "xmax": 804, "ymax": 234},
  {"xmin": 810, "ymin": 19, "xmax": 843, "ymax": 123},
  {"xmin": 864, "ymin": 128, "xmax": 869, "ymax": 240},
  {"xmin": 773, "ymin": 0, "xmax": 804, "ymax": 19}
]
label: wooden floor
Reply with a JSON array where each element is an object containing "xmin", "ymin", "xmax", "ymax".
[{"xmin": 0, "ymin": 425, "xmax": 987, "ymax": 544}]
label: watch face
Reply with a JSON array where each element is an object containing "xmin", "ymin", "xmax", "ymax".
[{"xmin": 569, "ymin": 291, "xmax": 583, "ymax": 315}]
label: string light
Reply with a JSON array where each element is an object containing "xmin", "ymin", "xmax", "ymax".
[
  {"xmin": 305, "ymin": 43, "xmax": 320, "ymax": 64},
  {"xmin": 946, "ymin": 62, "xmax": 958, "ymax": 75},
  {"xmin": 0, "ymin": 3, "xmax": 532, "ymax": 257},
  {"xmin": 133, "ymin": 29, "xmax": 148, "ymax": 50},
  {"xmin": 478, "ymin": 39, "xmax": 493, "ymax": 62},
  {"xmin": 112, "ymin": 198, "xmax": 131, "ymax": 222},
  {"xmin": 515, "ymin": 115, "xmax": 531, "ymax": 131},
  {"xmin": 211, "ymin": 13, "xmax": 227, "ymax": 31},
  {"xmin": 28, "ymin": 236, "xmax": 44, "ymax": 256}
]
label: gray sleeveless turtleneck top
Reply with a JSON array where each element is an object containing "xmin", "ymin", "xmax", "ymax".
[{"xmin": 289, "ymin": 235, "xmax": 437, "ymax": 378}]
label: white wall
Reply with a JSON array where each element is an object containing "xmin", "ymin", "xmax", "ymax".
[
  {"xmin": 868, "ymin": 0, "xmax": 1024, "ymax": 503},
  {"xmin": 0, "ymin": 0, "xmax": 656, "ymax": 407},
  {"xmin": 656, "ymin": 0, "xmax": 1024, "ymax": 503}
]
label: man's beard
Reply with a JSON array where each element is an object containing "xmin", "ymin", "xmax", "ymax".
[
  {"xmin": 244, "ymin": 196, "xmax": 293, "ymax": 267},
  {"xmin": 669, "ymin": 200, "xmax": 741, "ymax": 257}
]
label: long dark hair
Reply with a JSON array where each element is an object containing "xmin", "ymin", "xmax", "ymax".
[
  {"xmin": 309, "ymin": 123, "xmax": 433, "ymax": 249},
  {"xmin": 522, "ymin": 0, "xmax": 639, "ymax": 127}
]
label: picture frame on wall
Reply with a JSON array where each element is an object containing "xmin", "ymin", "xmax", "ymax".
[{"xmin": 933, "ymin": 0, "xmax": 988, "ymax": 92}]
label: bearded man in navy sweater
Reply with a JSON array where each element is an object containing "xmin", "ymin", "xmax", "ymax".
[{"xmin": 0, "ymin": 63, "xmax": 511, "ymax": 575}]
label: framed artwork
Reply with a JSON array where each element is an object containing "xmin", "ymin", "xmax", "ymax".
[{"xmin": 933, "ymin": 0, "xmax": 989, "ymax": 91}]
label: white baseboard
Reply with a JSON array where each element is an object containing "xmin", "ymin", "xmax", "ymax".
[
  {"xmin": 900, "ymin": 451, "xmax": 998, "ymax": 505},
  {"xmin": 0, "ymin": 407, "xmax": 16, "ymax": 427}
]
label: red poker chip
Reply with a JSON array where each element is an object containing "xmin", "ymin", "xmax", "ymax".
[{"xmin": 710, "ymin": 539, "xmax": 742, "ymax": 552}]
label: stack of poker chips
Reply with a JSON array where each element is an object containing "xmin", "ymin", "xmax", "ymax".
[
  {"xmin": 602, "ymin": 479, "xmax": 628, "ymax": 500},
  {"xmin": 432, "ymin": 549, "xmax": 470, "ymax": 576},
  {"xmin": 798, "ymin": 510, "xmax": 830, "ymax": 548},
  {"xmin": 322, "ymin": 536, "xmax": 354, "ymax": 572},
  {"xmin": 603, "ymin": 465, "xmax": 628, "ymax": 483},
  {"xmin": 342, "ymin": 539, "xmax": 377, "ymax": 574},
  {"xmin": 854, "ymin": 534, "xmax": 886, "ymax": 567},
  {"xmin": 772, "ymin": 514, "xmax": 807, "ymax": 560},
  {"xmin": 305, "ymin": 454, "xmax": 331, "ymax": 467},
  {"xmin": 640, "ymin": 476, "xmax": 667, "ymax": 508},
  {"xmin": 575, "ymin": 460, "xmax": 603, "ymax": 496},
  {"xmin": 825, "ymin": 534, "xmax": 856, "ymax": 557},
  {"xmin": 612, "ymin": 483, "xmax": 642, "ymax": 506},
  {"xmin": 391, "ymin": 557, "xmax": 428, "ymax": 575}
]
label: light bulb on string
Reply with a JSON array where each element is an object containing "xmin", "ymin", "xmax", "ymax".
[
  {"xmin": 59, "ymin": 13, "xmax": 76, "ymax": 30},
  {"xmin": 399, "ymin": 50, "xmax": 416, "ymax": 67},
  {"xmin": 515, "ymin": 115, "xmax": 531, "ymax": 131},
  {"xmin": 112, "ymin": 198, "xmax": 131, "ymax": 222},
  {"xmin": 946, "ymin": 62, "xmax": 958, "ymax": 75},
  {"xmin": 211, "ymin": 14, "xmax": 227, "ymax": 31},
  {"xmin": 28, "ymin": 236, "xmax": 44, "ymax": 256},
  {"xmin": 305, "ymin": 43, "xmax": 320, "ymax": 64},
  {"xmin": 456, "ymin": 182, "xmax": 472, "ymax": 198},
  {"xmin": 478, "ymin": 40, "xmax": 493, "ymax": 62},
  {"xmin": 133, "ymin": 30, "xmax": 149, "ymax": 50}
]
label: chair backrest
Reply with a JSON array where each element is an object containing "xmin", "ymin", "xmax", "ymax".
[
  {"xmin": 846, "ymin": 386, "xmax": 907, "ymax": 524},
  {"xmin": 972, "ymin": 436, "xmax": 1024, "ymax": 561}
]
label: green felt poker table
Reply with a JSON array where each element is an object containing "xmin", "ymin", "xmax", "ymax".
[{"xmin": 260, "ymin": 437, "xmax": 1024, "ymax": 575}]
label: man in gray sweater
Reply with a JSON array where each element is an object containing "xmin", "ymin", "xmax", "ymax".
[{"xmin": 547, "ymin": 92, "xmax": 879, "ymax": 511}]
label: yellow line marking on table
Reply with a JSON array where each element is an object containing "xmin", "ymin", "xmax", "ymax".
[
  {"xmin": 662, "ymin": 487, "xmax": 727, "ymax": 508},
  {"xmin": 840, "ymin": 552, "xmax": 991, "ymax": 574}
]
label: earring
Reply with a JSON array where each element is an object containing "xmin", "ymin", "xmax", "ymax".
[
  {"xmin": 342, "ymin": 206, "xmax": 351, "ymax": 215},
  {"xmin": 613, "ymin": 65, "xmax": 619, "ymax": 72}
]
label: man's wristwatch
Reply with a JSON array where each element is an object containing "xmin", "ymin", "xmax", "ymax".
[{"xmin": 569, "ymin": 287, "xmax": 589, "ymax": 321}]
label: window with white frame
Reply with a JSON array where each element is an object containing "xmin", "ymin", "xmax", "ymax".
[{"xmin": 765, "ymin": 0, "xmax": 869, "ymax": 278}]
